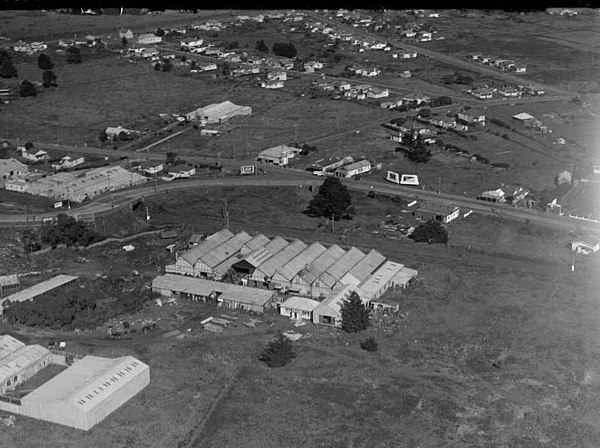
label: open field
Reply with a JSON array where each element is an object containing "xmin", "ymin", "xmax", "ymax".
[
  {"xmin": 0, "ymin": 10, "xmax": 225, "ymax": 41},
  {"xmin": 1, "ymin": 56, "xmax": 219, "ymax": 145},
  {"xmin": 0, "ymin": 185, "xmax": 599, "ymax": 446}
]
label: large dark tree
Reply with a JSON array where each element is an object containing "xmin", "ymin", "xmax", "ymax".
[
  {"xmin": 305, "ymin": 176, "xmax": 352, "ymax": 221},
  {"xmin": 39, "ymin": 213, "xmax": 100, "ymax": 247},
  {"xmin": 66, "ymin": 46, "xmax": 82, "ymax": 64},
  {"xmin": 37, "ymin": 53, "xmax": 54, "ymax": 69},
  {"xmin": 19, "ymin": 80, "xmax": 37, "ymax": 97},
  {"xmin": 258, "ymin": 331, "xmax": 296, "ymax": 367},
  {"xmin": 256, "ymin": 39, "xmax": 268, "ymax": 52},
  {"xmin": 411, "ymin": 219, "xmax": 449, "ymax": 244},
  {"xmin": 340, "ymin": 291, "xmax": 371, "ymax": 333},
  {"xmin": 272, "ymin": 42, "xmax": 297, "ymax": 58},
  {"xmin": 0, "ymin": 52, "xmax": 17, "ymax": 78},
  {"xmin": 42, "ymin": 70, "xmax": 57, "ymax": 88}
]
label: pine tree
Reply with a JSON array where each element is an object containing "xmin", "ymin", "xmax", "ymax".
[
  {"xmin": 340, "ymin": 291, "xmax": 370, "ymax": 333},
  {"xmin": 42, "ymin": 70, "xmax": 57, "ymax": 88},
  {"xmin": 37, "ymin": 53, "xmax": 54, "ymax": 70},
  {"xmin": 411, "ymin": 220, "xmax": 449, "ymax": 244},
  {"xmin": 258, "ymin": 331, "xmax": 296, "ymax": 367},
  {"xmin": 19, "ymin": 80, "xmax": 37, "ymax": 97},
  {"xmin": 66, "ymin": 47, "xmax": 82, "ymax": 64},
  {"xmin": 305, "ymin": 176, "xmax": 352, "ymax": 220},
  {"xmin": 0, "ymin": 55, "xmax": 17, "ymax": 78}
]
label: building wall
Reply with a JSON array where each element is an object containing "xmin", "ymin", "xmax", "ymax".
[
  {"xmin": 165, "ymin": 258, "xmax": 198, "ymax": 277},
  {"xmin": 21, "ymin": 365, "xmax": 150, "ymax": 431},
  {"xmin": 0, "ymin": 351, "xmax": 53, "ymax": 394},
  {"xmin": 280, "ymin": 306, "xmax": 312, "ymax": 320}
]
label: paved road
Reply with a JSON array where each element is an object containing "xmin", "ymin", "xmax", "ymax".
[
  {"xmin": 1, "ymin": 170, "xmax": 598, "ymax": 234},
  {"xmin": 305, "ymin": 11, "xmax": 574, "ymax": 98}
]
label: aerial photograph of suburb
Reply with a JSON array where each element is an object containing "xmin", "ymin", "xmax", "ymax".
[{"xmin": 0, "ymin": 5, "xmax": 598, "ymax": 447}]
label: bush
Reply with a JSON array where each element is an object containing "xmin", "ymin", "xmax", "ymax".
[
  {"xmin": 272, "ymin": 42, "xmax": 297, "ymax": 58},
  {"xmin": 19, "ymin": 80, "xmax": 37, "ymax": 97},
  {"xmin": 411, "ymin": 220, "xmax": 449, "ymax": 244},
  {"xmin": 360, "ymin": 337, "xmax": 378, "ymax": 352},
  {"xmin": 256, "ymin": 39, "xmax": 269, "ymax": 52},
  {"xmin": 258, "ymin": 331, "xmax": 296, "ymax": 367}
]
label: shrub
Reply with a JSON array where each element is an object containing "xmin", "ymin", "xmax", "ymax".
[
  {"xmin": 360, "ymin": 337, "xmax": 378, "ymax": 352},
  {"xmin": 411, "ymin": 220, "xmax": 449, "ymax": 244},
  {"xmin": 258, "ymin": 331, "xmax": 296, "ymax": 367}
]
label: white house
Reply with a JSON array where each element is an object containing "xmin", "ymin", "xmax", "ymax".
[
  {"xmin": 138, "ymin": 161, "xmax": 163, "ymax": 175},
  {"xmin": 256, "ymin": 145, "xmax": 302, "ymax": 166},
  {"xmin": 261, "ymin": 81, "xmax": 284, "ymax": 89},
  {"xmin": 280, "ymin": 296, "xmax": 320, "ymax": 321},
  {"xmin": 21, "ymin": 148, "xmax": 48, "ymax": 162},
  {"xmin": 137, "ymin": 34, "xmax": 161, "ymax": 45},
  {"xmin": 105, "ymin": 126, "xmax": 133, "ymax": 140},
  {"xmin": 167, "ymin": 164, "xmax": 196, "ymax": 178},
  {"xmin": 304, "ymin": 61, "xmax": 324, "ymax": 72},
  {"xmin": 367, "ymin": 87, "xmax": 389, "ymax": 98},
  {"xmin": 13, "ymin": 41, "xmax": 30, "ymax": 53},
  {"xmin": 51, "ymin": 155, "xmax": 85, "ymax": 171},
  {"xmin": 335, "ymin": 160, "xmax": 371, "ymax": 178},
  {"xmin": 200, "ymin": 63, "xmax": 217, "ymax": 71},
  {"xmin": 267, "ymin": 71, "xmax": 287, "ymax": 82},
  {"xmin": 119, "ymin": 29, "xmax": 134, "ymax": 40}
]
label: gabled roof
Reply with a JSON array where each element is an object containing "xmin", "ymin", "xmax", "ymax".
[
  {"xmin": 318, "ymin": 247, "xmax": 366, "ymax": 288},
  {"xmin": 251, "ymin": 239, "xmax": 308, "ymax": 280},
  {"xmin": 357, "ymin": 260, "xmax": 404, "ymax": 302},
  {"xmin": 242, "ymin": 236, "xmax": 288, "ymax": 269},
  {"xmin": 281, "ymin": 296, "xmax": 320, "ymax": 312},
  {"xmin": 0, "ymin": 274, "xmax": 19, "ymax": 288},
  {"xmin": 0, "ymin": 335, "xmax": 25, "ymax": 361},
  {"xmin": 22, "ymin": 355, "xmax": 148, "ymax": 414},
  {"xmin": 512, "ymin": 112, "xmax": 535, "ymax": 121},
  {"xmin": 339, "ymin": 249, "xmax": 386, "ymax": 286},
  {"xmin": 180, "ymin": 229, "xmax": 234, "ymax": 265},
  {"xmin": 240, "ymin": 234, "xmax": 270, "ymax": 255},
  {"xmin": 200, "ymin": 231, "xmax": 252, "ymax": 269},
  {"xmin": 0, "ymin": 344, "xmax": 49, "ymax": 385},
  {"xmin": 0, "ymin": 158, "xmax": 27, "ymax": 174},
  {"xmin": 295, "ymin": 245, "xmax": 346, "ymax": 284},
  {"xmin": 272, "ymin": 242, "xmax": 327, "ymax": 283}
]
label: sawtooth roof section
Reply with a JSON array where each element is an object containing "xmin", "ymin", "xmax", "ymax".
[
  {"xmin": 251, "ymin": 239, "xmax": 308, "ymax": 280},
  {"xmin": 339, "ymin": 249, "xmax": 387, "ymax": 286},
  {"xmin": 200, "ymin": 231, "xmax": 252, "ymax": 268},
  {"xmin": 318, "ymin": 247, "xmax": 367, "ymax": 289},
  {"xmin": 180, "ymin": 229, "xmax": 234, "ymax": 265},
  {"xmin": 243, "ymin": 236, "xmax": 289, "ymax": 268},
  {"xmin": 295, "ymin": 245, "xmax": 346, "ymax": 285},
  {"xmin": 272, "ymin": 242, "xmax": 327, "ymax": 283}
]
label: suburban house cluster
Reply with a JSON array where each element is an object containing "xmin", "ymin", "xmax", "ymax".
[{"xmin": 153, "ymin": 228, "xmax": 418, "ymax": 326}]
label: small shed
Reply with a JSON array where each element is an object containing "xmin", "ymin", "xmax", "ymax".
[{"xmin": 280, "ymin": 296, "xmax": 320, "ymax": 320}]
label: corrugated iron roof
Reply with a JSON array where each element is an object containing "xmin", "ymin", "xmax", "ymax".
[
  {"xmin": 272, "ymin": 242, "xmax": 327, "ymax": 282},
  {"xmin": 180, "ymin": 229, "xmax": 234, "ymax": 265},
  {"xmin": 318, "ymin": 247, "xmax": 366, "ymax": 288},
  {"xmin": 295, "ymin": 245, "xmax": 346, "ymax": 284}
]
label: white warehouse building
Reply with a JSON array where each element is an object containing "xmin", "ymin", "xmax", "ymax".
[{"xmin": 20, "ymin": 355, "xmax": 150, "ymax": 431}]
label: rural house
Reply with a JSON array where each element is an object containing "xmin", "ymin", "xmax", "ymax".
[
  {"xmin": 457, "ymin": 110, "xmax": 486, "ymax": 126},
  {"xmin": 256, "ymin": 145, "xmax": 302, "ymax": 166},
  {"xmin": 186, "ymin": 101, "xmax": 252, "ymax": 124},
  {"xmin": 52, "ymin": 155, "xmax": 85, "ymax": 171},
  {"xmin": 512, "ymin": 112, "xmax": 536, "ymax": 127},
  {"xmin": 119, "ymin": 29, "xmax": 134, "ymax": 40},
  {"xmin": 137, "ymin": 33, "xmax": 161, "ymax": 45},
  {"xmin": 21, "ymin": 148, "xmax": 49, "ymax": 162},
  {"xmin": 138, "ymin": 161, "xmax": 163, "ymax": 175},
  {"xmin": 105, "ymin": 126, "xmax": 133, "ymax": 140},
  {"xmin": 167, "ymin": 164, "xmax": 196, "ymax": 178},
  {"xmin": 477, "ymin": 189, "xmax": 506, "ymax": 203},
  {"xmin": 280, "ymin": 296, "xmax": 320, "ymax": 320},
  {"xmin": 414, "ymin": 202, "xmax": 460, "ymax": 224},
  {"xmin": 335, "ymin": 159, "xmax": 371, "ymax": 178}
]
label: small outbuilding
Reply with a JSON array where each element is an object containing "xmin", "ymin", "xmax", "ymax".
[{"xmin": 279, "ymin": 296, "xmax": 320, "ymax": 320}]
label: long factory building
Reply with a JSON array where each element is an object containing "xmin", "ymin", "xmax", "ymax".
[{"xmin": 163, "ymin": 229, "xmax": 417, "ymax": 326}]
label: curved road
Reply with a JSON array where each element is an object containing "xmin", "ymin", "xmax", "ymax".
[{"xmin": 1, "ymin": 170, "xmax": 598, "ymax": 234}]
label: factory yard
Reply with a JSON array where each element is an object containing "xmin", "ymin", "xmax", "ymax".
[{"xmin": 0, "ymin": 7, "xmax": 599, "ymax": 448}]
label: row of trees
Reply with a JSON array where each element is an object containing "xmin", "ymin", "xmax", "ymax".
[
  {"xmin": 256, "ymin": 40, "xmax": 298, "ymax": 58},
  {"xmin": 23, "ymin": 214, "xmax": 101, "ymax": 252}
]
